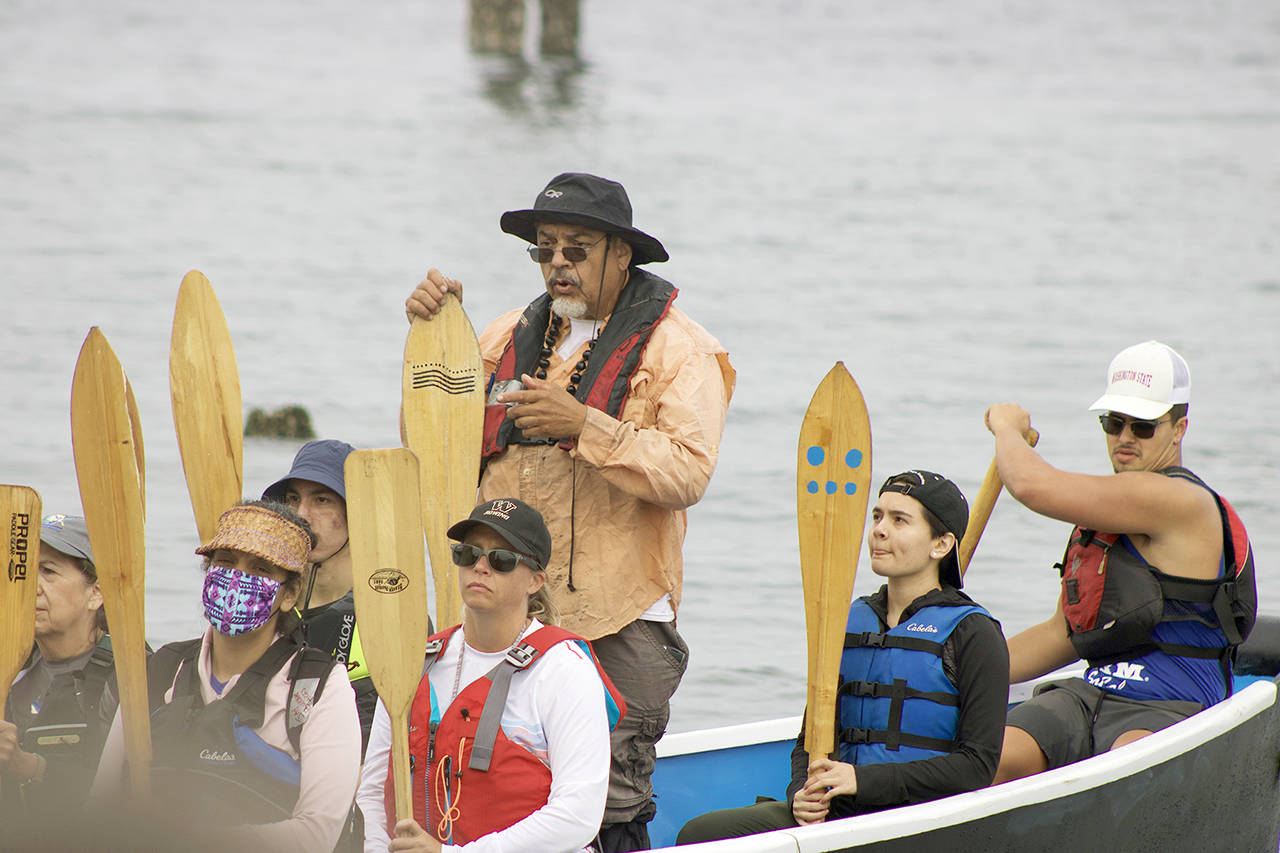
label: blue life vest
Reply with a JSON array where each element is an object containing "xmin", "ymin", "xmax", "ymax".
[{"xmin": 837, "ymin": 598, "xmax": 987, "ymax": 765}]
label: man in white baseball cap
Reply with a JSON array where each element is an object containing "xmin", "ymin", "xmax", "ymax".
[
  {"xmin": 1087, "ymin": 339, "xmax": 1192, "ymax": 422},
  {"xmin": 983, "ymin": 340, "xmax": 1256, "ymax": 783}
]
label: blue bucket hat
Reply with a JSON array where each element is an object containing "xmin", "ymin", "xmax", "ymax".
[{"xmin": 262, "ymin": 439, "xmax": 356, "ymax": 503}]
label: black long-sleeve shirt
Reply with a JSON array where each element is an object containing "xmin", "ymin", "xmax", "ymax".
[{"xmin": 786, "ymin": 585, "xmax": 1009, "ymax": 818}]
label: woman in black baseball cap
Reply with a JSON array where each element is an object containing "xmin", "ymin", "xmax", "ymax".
[
  {"xmin": 679, "ymin": 471, "xmax": 1010, "ymax": 843},
  {"xmin": 357, "ymin": 498, "xmax": 627, "ymax": 853}
]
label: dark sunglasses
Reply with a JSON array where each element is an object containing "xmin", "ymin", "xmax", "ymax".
[
  {"xmin": 526, "ymin": 238, "xmax": 605, "ymax": 264},
  {"xmin": 1098, "ymin": 413, "xmax": 1170, "ymax": 439},
  {"xmin": 450, "ymin": 542, "xmax": 536, "ymax": 573}
]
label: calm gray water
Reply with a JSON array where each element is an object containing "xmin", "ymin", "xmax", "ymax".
[{"xmin": 3, "ymin": 0, "xmax": 1278, "ymax": 731}]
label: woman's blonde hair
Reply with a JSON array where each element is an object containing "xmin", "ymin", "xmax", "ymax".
[{"xmin": 527, "ymin": 575, "xmax": 560, "ymax": 625}]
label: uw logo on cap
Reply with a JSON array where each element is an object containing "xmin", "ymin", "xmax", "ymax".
[
  {"xmin": 486, "ymin": 499, "xmax": 518, "ymax": 519},
  {"xmin": 544, "ymin": 189, "xmax": 564, "ymax": 199}
]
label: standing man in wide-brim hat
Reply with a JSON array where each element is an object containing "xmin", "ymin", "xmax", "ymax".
[{"xmin": 405, "ymin": 172, "xmax": 736, "ymax": 851}]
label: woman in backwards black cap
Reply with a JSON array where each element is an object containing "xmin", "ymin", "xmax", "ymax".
[{"xmin": 678, "ymin": 471, "xmax": 1009, "ymax": 843}]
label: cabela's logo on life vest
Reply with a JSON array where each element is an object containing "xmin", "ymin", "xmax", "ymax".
[
  {"xmin": 369, "ymin": 569, "xmax": 410, "ymax": 594},
  {"xmin": 200, "ymin": 749, "xmax": 236, "ymax": 762},
  {"xmin": 906, "ymin": 623, "xmax": 939, "ymax": 634}
]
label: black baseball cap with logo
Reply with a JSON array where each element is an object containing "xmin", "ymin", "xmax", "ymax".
[{"xmin": 447, "ymin": 498, "xmax": 552, "ymax": 571}]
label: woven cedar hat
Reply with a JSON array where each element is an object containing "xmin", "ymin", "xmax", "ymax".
[
  {"xmin": 499, "ymin": 172, "xmax": 669, "ymax": 265},
  {"xmin": 195, "ymin": 504, "xmax": 311, "ymax": 574}
]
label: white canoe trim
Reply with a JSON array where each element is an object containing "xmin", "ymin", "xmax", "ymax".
[{"xmin": 656, "ymin": 677, "xmax": 1277, "ymax": 851}]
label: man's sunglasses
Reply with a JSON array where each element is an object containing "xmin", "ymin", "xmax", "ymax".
[
  {"xmin": 526, "ymin": 237, "xmax": 605, "ymax": 264},
  {"xmin": 1098, "ymin": 413, "xmax": 1170, "ymax": 439},
  {"xmin": 450, "ymin": 542, "xmax": 537, "ymax": 573}
]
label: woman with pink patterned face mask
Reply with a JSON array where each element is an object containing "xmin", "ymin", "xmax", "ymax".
[{"xmin": 90, "ymin": 500, "xmax": 363, "ymax": 853}]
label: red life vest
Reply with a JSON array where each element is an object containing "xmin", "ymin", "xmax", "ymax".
[
  {"xmin": 1057, "ymin": 467, "xmax": 1256, "ymax": 683},
  {"xmin": 383, "ymin": 624, "xmax": 626, "ymax": 846},
  {"xmin": 481, "ymin": 269, "xmax": 678, "ymax": 459}
]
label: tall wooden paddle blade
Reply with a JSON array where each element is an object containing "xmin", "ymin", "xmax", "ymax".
[
  {"xmin": 170, "ymin": 269, "xmax": 244, "ymax": 544},
  {"xmin": 797, "ymin": 362, "xmax": 872, "ymax": 759},
  {"xmin": 1, "ymin": 485, "xmax": 41, "ymax": 794},
  {"xmin": 958, "ymin": 427, "xmax": 1039, "ymax": 576},
  {"xmin": 345, "ymin": 448, "xmax": 430, "ymax": 825},
  {"xmin": 70, "ymin": 327, "xmax": 151, "ymax": 800},
  {"xmin": 401, "ymin": 297, "xmax": 484, "ymax": 630}
]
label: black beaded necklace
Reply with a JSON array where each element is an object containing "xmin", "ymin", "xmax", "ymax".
[{"xmin": 537, "ymin": 315, "xmax": 601, "ymax": 397}]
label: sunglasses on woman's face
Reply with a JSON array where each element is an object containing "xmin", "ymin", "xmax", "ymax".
[
  {"xmin": 450, "ymin": 542, "xmax": 531, "ymax": 573},
  {"xmin": 1098, "ymin": 412, "xmax": 1169, "ymax": 439}
]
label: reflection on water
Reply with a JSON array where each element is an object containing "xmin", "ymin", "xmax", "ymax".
[{"xmin": 474, "ymin": 54, "xmax": 587, "ymax": 114}]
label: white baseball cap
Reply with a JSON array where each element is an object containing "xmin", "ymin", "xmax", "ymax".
[{"xmin": 1089, "ymin": 340, "xmax": 1191, "ymax": 420}]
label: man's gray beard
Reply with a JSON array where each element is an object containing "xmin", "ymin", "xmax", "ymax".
[{"xmin": 551, "ymin": 296, "xmax": 587, "ymax": 319}]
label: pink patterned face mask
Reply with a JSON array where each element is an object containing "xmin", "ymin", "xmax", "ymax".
[{"xmin": 202, "ymin": 565, "xmax": 281, "ymax": 636}]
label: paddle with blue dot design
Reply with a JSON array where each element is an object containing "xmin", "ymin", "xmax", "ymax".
[{"xmin": 796, "ymin": 362, "xmax": 872, "ymax": 759}]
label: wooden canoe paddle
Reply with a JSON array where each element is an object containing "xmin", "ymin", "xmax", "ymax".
[
  {"xmin": 958, "ymin": 426, "xmax": 1039, "ymax": 576},
  {"xmin": 170, "ymin": 270, "xmax": 244, "ymax": 544},
  {"xmin": 0, "ymin": 485, "xmax": 41, "ymax": 796},
  {"xmin": 70, "ymin": 327, "xmax": 151, "ymax": 801},
  {"xmin": 401, "ymin": 297, "xmax": 484, "ymax": 630},
  {"xmin": 797, "ymin": 362, "xmax": 873, "ymax": 759},
  {"xmin": 344, "ymin": 448, "xmax": 430, "ymax": 825}
]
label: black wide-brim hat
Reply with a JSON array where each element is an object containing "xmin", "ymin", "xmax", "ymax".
[{"xmin": 500, "ymin": 172, "xmax": 669, "ymax": 265}]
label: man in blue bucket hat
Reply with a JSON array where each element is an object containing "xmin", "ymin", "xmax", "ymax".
[
  {"xmin": 404, "ymin": 173, "xmax": 736, "ymax": 851},
  {"xmin": 263, "ymin": 438, "xmax": 381, "ymax": 753}
]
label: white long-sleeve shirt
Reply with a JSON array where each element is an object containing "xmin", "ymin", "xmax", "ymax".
[{"xmin": 357, "ymin": 620, "xmax": 610, "ymax": 853}]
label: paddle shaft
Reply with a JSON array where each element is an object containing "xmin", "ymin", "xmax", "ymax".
[
  {"xmin": 0, "ymin": 486, "xmax": 41, "ymax": 796},
  {"xmin": 958, "ymin": 427, "xmax": 1039, "ymax": 575}
]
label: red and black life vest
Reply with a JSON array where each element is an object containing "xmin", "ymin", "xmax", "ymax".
[
  {"xmin": 1057, "ymin": 467, "xmax": 1256, "ymax": 688},
  {"xmin": 386, "ymin": 624, "xmax": 626, "ymax": 846},
  {"xmin": 481, "ymin": 268, "xmax": 677, "ymax": 458}
]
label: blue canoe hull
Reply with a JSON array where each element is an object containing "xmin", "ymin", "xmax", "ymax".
[{"xmin": 650, "ymin": 673, "xmax": 1280, "ymax": 852}]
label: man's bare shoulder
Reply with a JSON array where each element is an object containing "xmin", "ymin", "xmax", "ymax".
[{"xmin": 1121, "ymin": 470, "xmax": 1224, "ymax": 579}]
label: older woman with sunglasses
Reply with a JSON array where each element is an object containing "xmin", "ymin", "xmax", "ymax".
[
  {"xmin": 356, "ymin": 498, "xmax": 624, "ymax": 853},
  {"xmin": 986, "ymin": 340, "xmax": 1255, "ymax": 783}
]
